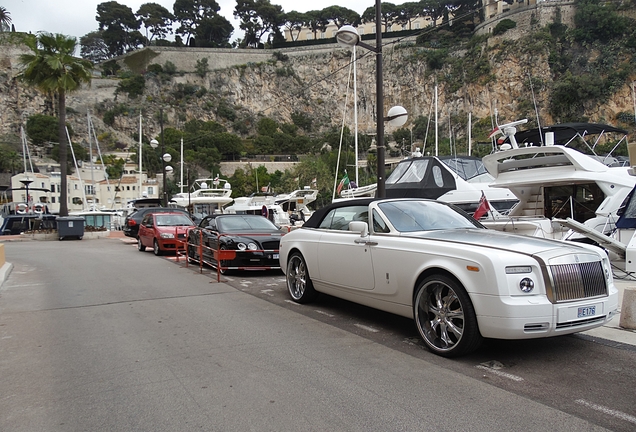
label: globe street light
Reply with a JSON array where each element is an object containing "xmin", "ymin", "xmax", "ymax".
[{"xmin": 336, "ymin": 4, "xmax": 407, "ymax": 197}]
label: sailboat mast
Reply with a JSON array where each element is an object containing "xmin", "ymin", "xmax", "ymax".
[
  {"xmin": 138, "ymin": 112, "xmax": 143, "ymax": 196},
  {"xmin": 180, "ymin": 137, "xmax": 184, "ymax": 193},
  {"xmin": 87, "ymin": 111, "xmax": 95, "ymax": 205}
]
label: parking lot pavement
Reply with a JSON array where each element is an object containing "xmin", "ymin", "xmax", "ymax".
[{"xmin": 4, "ymin": 235, "xmax": 636, "ymax": 348}]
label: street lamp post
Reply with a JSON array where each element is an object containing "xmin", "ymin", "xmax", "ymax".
[
  {"xmin": 150, "ymin": 138, "xmax": 173, "ymax": 206},
  {"xmin": 336, "ymin": 1, "xmax": 407, "ymax": 198}
]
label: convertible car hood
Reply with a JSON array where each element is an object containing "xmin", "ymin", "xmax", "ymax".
[{"xmin": 406, "ymin": 229, "xmax": 593, "ymax": 258}]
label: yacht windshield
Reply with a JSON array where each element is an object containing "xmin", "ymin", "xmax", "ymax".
[{"xmin": 440, "ymin": 157, "xmax": 488, "ymax": 181}]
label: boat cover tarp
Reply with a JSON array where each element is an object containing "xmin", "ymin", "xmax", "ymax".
[
  {"xmin": 503, "ymin": 123, "xmax": 628, "ymax": 146},
  {"xmin": 616, "ymin": 184, "xmax": 636, "ymax": 229},
  {"xmin": 385, "ymin": 157, "xmax": 457, "ymax": 199}
]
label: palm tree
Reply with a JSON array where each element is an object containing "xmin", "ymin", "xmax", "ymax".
[
  {"xmin": 0, "ymin": 6, "xmax": 11, "ymax": 32},
  {"xmin": 18, "ymin": 33, "xmax": 93, "ymax": 216}
]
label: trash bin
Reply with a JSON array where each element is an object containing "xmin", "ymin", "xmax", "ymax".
[{"xmin": 56, "ymin": 216, "xmax": 85, "ymax": 241}]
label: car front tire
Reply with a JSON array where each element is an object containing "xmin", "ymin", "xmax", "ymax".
[
  {"xmin": 153, "ymin": 239, "xmax": 162, "ymax": 256},
  {"xmin": 413, "ymin": 275, "xmax": 482, "ymax": 357},
  {"xmin": 286, "ymin": 252, "xmax": 316, "ymax": 303},
  {"xmin": 138, "ymin": 238, "xmax": 146, "ymax": 251}
]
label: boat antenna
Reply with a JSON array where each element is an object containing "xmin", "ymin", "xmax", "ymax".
[{"xmin": 528, "ymin": 72, "xmax": 543, "ymax": 146}]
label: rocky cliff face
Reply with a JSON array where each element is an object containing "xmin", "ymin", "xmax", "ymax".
[{"xmin": 1, "ymin": 30, "xmax": 634, "ymax": 155}]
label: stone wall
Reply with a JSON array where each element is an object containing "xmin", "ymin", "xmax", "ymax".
[
  {"xmin": 475, "ymin": 1, "xmax": 577, "ymax": 39},
  {"xmin": 116, "ymin": 43, "xmax": 343, "ymax": 74}
]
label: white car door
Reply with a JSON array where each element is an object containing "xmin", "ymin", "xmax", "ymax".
[{"xmin": 315, "ymin": 206, "xmax": 375, "ymax": 291}]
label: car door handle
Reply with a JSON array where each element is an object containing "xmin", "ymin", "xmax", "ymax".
[{"xmin": 354, "ymin": 239, "xmax": 378, "ymax": 246}]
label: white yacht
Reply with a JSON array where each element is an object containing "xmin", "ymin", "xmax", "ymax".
[
  {"xmin": 223, "ymin": 193, "xmax": 292, "ymax": 228},
  {"xmin": 274, "ymin": 187, "xmax": 318, "ymax": 223},
  {"xmin": 168, "ymin": 178, "xmax": 233, "ymax": 218},
  {"xmin": 338, "ymin": 155, "xmax": 518, "ymax": 215},
  {"xmin": 480, "ymin": 121, "xmax": 635, "ymax": 240}
]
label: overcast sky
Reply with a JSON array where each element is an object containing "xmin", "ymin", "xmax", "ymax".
[{"xmin": 3, "ymin": 0, "xmax": 376, "ymax": 44}]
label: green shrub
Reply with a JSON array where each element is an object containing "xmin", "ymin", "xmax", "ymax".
[
  {"xmin": 493, "ymin": 19, "xmax": 516, "ymax": 36},
  {"xmin": 115, "ymin": 75, "xmax": 145, "ymax": 98}
]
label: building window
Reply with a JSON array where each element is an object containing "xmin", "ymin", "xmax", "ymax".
[
  {"xmin": 132, "ymin": 186, "xmax": 136, "ymax": 191},
  {"xmin": 306, "ymin": 32, "xmax": 313, "ymax": 40},
  {"xmin": 320, "ymin": 32, "xmax": 326, "ymax": 39},
  {"xmin": 107, "ymin": 186, "xmax": 111, "ymax": 192},
  {"xmin": 51, "ymin": 185, "xmax": 56, "ymax": 193},
  {"xmin": 148, "ymin": 187, "xmax": 154, "ymax": 195},
  {"xmin": 331, "ymin": 30, "xmax": 337, "ymax": 37},
  {"xmin": 52, "ymin": 197, "xmax": 56, "ymax": 203},
  {"xmin": 415, "ymin": 22, "xmax": 420, "ymax": 29},
  {"xmin": 126, "ymin": 186, "xmax": 130, "ymax": 191}
]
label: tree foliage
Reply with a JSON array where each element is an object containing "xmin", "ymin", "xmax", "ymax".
[
  {"xmin": 137, "ymin": 2, "xmax": 175, "ymax": 43},
  {"xmin": 18, "ymin": 33, "xmax": 93, "ymax": 215},
  {"xmin": 234, "ymin": 0, "xmax": 284, "ymax": 48},
  {"xmin": 96, "ymin": 1, "xmax": 144, "ymax": 56}
]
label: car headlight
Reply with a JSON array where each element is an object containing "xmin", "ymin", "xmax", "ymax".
[
  {"xmin": 160, "ymin": 233, "xmax": 175, "ymax": 239},
  {"xmin": 519, "ymin": 277, "xmax": 535, "ymax": 293},
  {"xmin": 236, "ymin": 242, "xmax": 259, "ymax": 251}
]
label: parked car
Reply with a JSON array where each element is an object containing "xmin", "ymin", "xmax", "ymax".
[
  {"xmin": 279, "ymin": 198, "xmax": 619, "ymax": 357},
  {"xmin": 123, "ymin": 207, "xmax": 194, "ymax": 238},
  {"xmin": 187, "ymin": 214, "xmax": 283, "ymax": 273},
  {"xmin": 137, "ymin": 212, "xmax": 195, "ymax": 256}
]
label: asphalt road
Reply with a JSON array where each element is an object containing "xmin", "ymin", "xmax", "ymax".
[{"xmin": 0, "ymin": 238, "xmax": 634, "ymax": 431}]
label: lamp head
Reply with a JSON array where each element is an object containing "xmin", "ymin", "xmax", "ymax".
[
  {"xmin": 336, "ymin": 25, "xmax": 360, "ymax": 48},
  {"xmin": 165, "ymin": 165, "xmax": 174, "ymax": 174},
  {"xmin": 150, "ymin": 139, "xmax": 159, "ymax": 149},
  {"xmin": 386, "ymin": 106, "xmax": 408, "ymax": 128},
  {"xmin": 163, "ymin": 153, "xmax": 172, "ymax": 163}
]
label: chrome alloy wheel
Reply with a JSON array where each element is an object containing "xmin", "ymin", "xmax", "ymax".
[
  {"xmin": 286, "ymin": 252, "xmax": 316, "ymax": 303},
  {"xmin": 287, "ymin": 254, "xmax": 307, "ymax": 300},
  {"xmin": 414, "ymin": 278, "xmax": 466, "ymax": 355}
]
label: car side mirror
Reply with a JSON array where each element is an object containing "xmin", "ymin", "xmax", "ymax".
[{"xmin": 349, "ymin": 221, "xmax": 368, "ymax": 236}]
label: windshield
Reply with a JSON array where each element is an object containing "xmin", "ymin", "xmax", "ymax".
[
  {"xmin": 378, "ymin": 200, "xmax": 482, "ymax": 232},
  {"xmin": 155, "ymin": 214, "xmax": 194, "ymax": 226},
  {"xmin": 440, "ymin": 157, "xmax": 489, "ymax": 181},
  {"xmin": 217, "ymin": 216, "xmax": 279, "ymax": 232}
]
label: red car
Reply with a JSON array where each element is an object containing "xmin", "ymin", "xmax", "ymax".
[{"xmin": 137, "ymin": 212, "xmax": 195, "ymax": 256}]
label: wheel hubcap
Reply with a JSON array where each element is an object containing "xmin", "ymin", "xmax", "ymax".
[
  {"xmin": 416, "ymin": 281, "xmax": 465, "ymax": 352},
  {"xmin": 288, "ymin": 257, "xmax": 306, "ymax": 299}
]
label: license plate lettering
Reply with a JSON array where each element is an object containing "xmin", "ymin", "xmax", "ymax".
[
  {"xmin": 273, "ymin": 254, "xmax": 279, "ymax": 259},
  {"xmin": 578, "ymin": 306, "xmax": 596, "ymax": 318}
]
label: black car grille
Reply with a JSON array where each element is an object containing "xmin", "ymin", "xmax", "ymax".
[
  {"xmin": 548, "ymin": 261, "xmax": 607, "ymax": 303},
  {"xmin": 261, "ymin": 240, "xmax": 280, "ymax": 251}
]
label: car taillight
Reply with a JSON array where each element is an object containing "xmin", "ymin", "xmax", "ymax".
[{"xmin": 128, "ymin": 220, "xmax": 137, "ymax": 226}]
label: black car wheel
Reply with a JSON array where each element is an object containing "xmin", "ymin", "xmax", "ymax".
[
  {"xmin": 413, "ymin": 275, "xmax": 482, "ymax": 357},
  {"xmin": 138, "ymin": 238, "xmax": 146, "ymax": 252},
  {"xmin": 153, "ymin": 239, "xmax": 162, "ymax": 256},
  {"xmin": 286, "ymin": 252, "xmax": 316, "ymax": 303}
]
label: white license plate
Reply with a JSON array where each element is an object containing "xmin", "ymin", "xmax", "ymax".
[
  {"xmin": 578, "ymin": 306, "xmax": 596, "ymax": 318},
  {"xmin": 273, "ymin": 254, "xmax": 279, "ymax": 259}
]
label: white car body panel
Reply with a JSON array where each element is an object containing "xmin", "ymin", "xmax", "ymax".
[{"xmin": 280, "ymin": 199, "xmax": 619, "ymax": 341}]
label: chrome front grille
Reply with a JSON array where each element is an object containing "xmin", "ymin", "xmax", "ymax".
[{"xmin": 548, "ymin": 261, "xmax": 607, "ymax": 303}]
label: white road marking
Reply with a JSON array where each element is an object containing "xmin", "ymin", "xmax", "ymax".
[
  {"xmin": 354, "ymin": 323, "xmax": 379, "ymax": 333},
  {"xmin": 260, "ymin": 289, "xmax": 274, "ymax": 296},
  {"xmin": 576, "ymin": 399, "xmax": 636, "ymax": 424},
  {"xmin": 314, "ymin": 310, "xmax": 335, "ymax": 317},
  {"xmin": 475, "ymin": 365, "xmax": 524, "ymax": 382},
  {"xmin": 284, "ymin": 300, "xmax": 302, "ymax": 306}
]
